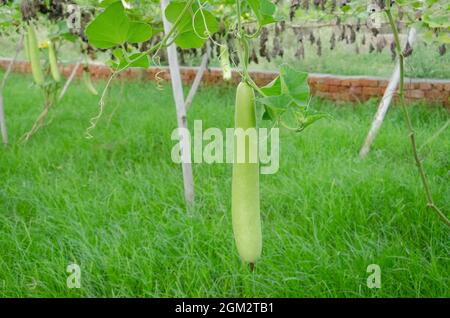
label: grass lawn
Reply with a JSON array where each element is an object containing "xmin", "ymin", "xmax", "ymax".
[{"xmin": 0, "ymin": 73, "xmax": 449, "ymax": 297}]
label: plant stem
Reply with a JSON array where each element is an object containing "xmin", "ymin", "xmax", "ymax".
[
  {"xmin": 385, "ymin": 8, "xmax": 450, "ymax": 228},
  {"xmin": 236, "ymin": 0, "xmax": 242, "ymax": 32},
  {"xmin": 20, "ymin": 88, "xmax": 56, "ymax": 143},
  {"xmin": 117, "ymin": 0, "xmax": 195, "ymax": 73},
  {"xmin": 236, "ymin": 0, "xmax": 252, "ymax": 85}
]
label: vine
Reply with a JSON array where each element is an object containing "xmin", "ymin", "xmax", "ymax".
[{"xmin": 384, "ymin": 1, "xmax": 450, "ymax": 227}]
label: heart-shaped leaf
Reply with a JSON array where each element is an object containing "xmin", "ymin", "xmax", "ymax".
[
  {"xmin": 258, "ymin": 94, "xmax": 292, "ymax": 110},
  {"xmin": 279, "ymin": 64, "xmax": 310, "ymax": 107},
  {"xmin": 127, "ymin": 21, "xmax": 153, "ymax": 43},
  {"xmin": 261, "ymin": 76, "xmax": 282, "ymax": 96},
  {"xmin": 165, "ymin": 2, "xmax": 218, "ymax": 49},
  {"xmin": 248, "ymin": 0, "xmax": 280, "ymax": 26},
  {"xmin": 86, "ymin": 2, "xmax": 152, "ymax": 49}
]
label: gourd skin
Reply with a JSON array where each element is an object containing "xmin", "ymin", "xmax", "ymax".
[
  {"xmin": 232, "ymin": 82, "xmax": 262, "ymax": 264},
  {"xmin": 48, "ymin": 40, "xmax": 61, "ymax": 82},
  {"xmin": 23, "ymin": 34, "xmax": 29, "ymax": 60},
  {"xmin": 27, "ymin": 24, "xmax": 45, "ymax": 86},
  {"xmin": 220, "ymin": 45, "xmax": 232, "ymax": 81}
]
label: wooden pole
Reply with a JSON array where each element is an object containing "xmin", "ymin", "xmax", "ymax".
[
  {"xmin": 359, "ymin": 28, "xmax": 416, "ymax": 158},
  {"xmin": 161, "ymin": 0, "xmax": 195, "ymax": 205},
  {"xmin": 185, "ymin": 44, "xmax": 211, "ymax": 110},
  {"xmin": 0, "ymin": 35, "xmax": 24, "ymax": 145},
  {"xmin": 0, "ymin": 84, "xmax": 7, "ymax": 145},
  {"xmin": 58, "ymin": 59, "xmax": 82, "ymax": 101}
]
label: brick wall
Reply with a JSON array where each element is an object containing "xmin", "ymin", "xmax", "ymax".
[{"xmin": 1, "ymin": 58, "xmax": 449, "ymax": 107}]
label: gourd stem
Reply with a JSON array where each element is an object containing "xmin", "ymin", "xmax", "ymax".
[{"xmin": 385, "ymin": 8, "xmax": 450, "ymax": 228}]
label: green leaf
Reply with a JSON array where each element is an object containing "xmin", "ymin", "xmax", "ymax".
[
  {"xmin": 60, "ymin": 33, "xmax": 78, "ymax": 42},
  {"xmin": 261, "ymin": 76, "xmax": 282, "ymax": 96},
  {"xmin": 262, "ymin": 107, "xmax": 272, "ymax": 120},
  {"xmin": 112, "ymin": 48, "xmax": 124, "ymax": 61},
  {"xmin": 340, "ymin": 2, "xmax": 351, "ymax": 13},
  {"xmin": 110, "ymin": 49, "xmax": 149, "ymax": 69},
  {"xmin": 86, "ymin": 2, "xmax": 152, "ymax": 49},
  {"xmin": 421, "ymin": 30, "xmax": 435, "ymax": 43},
  {"xmin": 437, "ymin": 32, "xmax": 450, "ymax": 44},
  {"xmin": 124, "ymin": 53, "xmax": 149, "ymax": 68},
  {"xmin": 422, "ymin": 12, "xmax": 450, "ymax": 28},
  {"xmin": 425, "ymin": 0, "xmax": 439, "ymax": 5},
  {"xmin": 262, "ymin": 104, "xmax": 285, "ymax": 121},
  {"xmin": 258, "ymin": 65, "xmax": 319, "ymax": 129},
  {"xmin": 258, "ymin": 94, "xmax": 293, "ymax": 110},
  {"xmin": 296, "ymin": 112, "xmax": 329, "ymax": 132},
  {"xmin": 100, "ymin": 0, "xmax": 121, "ymax": 8},
  {"xmin": 165, "ymin": 2, "xmax": 218, "ymax": 49},
  {"xmin": 48, "ymin": 21, "xmax": 77, "ymax": 42},
  {"xmin": 127, "ymin": 22, "xmax": 153, "ymax": 43},
  {"xmin": 248, "ymin": 0, "xmax": 279, "ymax": 25},
  {"xmin": 279, "ymin": 64, "xmax": 310, "ymax": 107},
  {"xmin": 86, "ymin": 2, "xmax": 130, "ymax": 49}
]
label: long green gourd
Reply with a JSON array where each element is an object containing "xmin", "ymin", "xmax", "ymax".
[
  {"xmin": 48, "ymin": 40, "xmax": 61, "ymax": 82},
  {"xmin": 23, "ymin": 33, "xmax": 29, "ymax": 60},
  {"xmin": 27, "ymin": 24, "xmax": 44, "ymax": 86},
  {"xmin": 232, "ymin": 81, "xmax": 262, "ymax": 271},
  {"xmin": 219, "ymin": 45, "xmax": 232, "ymax": 81}
]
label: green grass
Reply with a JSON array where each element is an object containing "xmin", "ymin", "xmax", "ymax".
[{"xmin": 0, "ymin": 73, "xmax": 449, "ymax": 297}]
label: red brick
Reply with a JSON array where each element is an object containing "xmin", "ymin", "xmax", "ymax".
[
  {"xmin": 4, "ymin": 57, "xmax": 450, "ymax": 106},
  {"xmin": 314, "ymin": 77, "xmax": 330, "ymax": 84},
  {"xmin": 425, "ymin": 89, "xmax": 444, "ymax": 100},
  {"xmin": 349, "ymin": 80, "xmax": 363, "ymax": 87},
  {"xmin": 322, "ymin": 77, "xmax": 339, "ymax": 86},
  {"xmin": 328, "ymin": 85, "xmax": 340, "ymax": 93},
  {"xmin": 359, "ymin": 79, "xmax": 378, "ymax": 87},
  {"xmin": 349, "ymin": 86, "xmax": 362, "ymax": 94},
  {"xmin": 419, "ymin": 82, "xmax": 432, "ymax": 90},
  {"xmin": 338, "ymin": 85, "xmax": 349, "ymax": 92},
  {"xmin": 317, "ymin": 84, "xmax": 330, "ymax": 92},
  {"xmin": 431, "ymin": 83, "xmax": 444, "ymax": 91},
  {"xmin": 308, "ymin": 81, "xmax": 318, "ymax": 89},
  {"xmin": 404, "ymin": 82, "xmax": 419, "ymax": 90},
  {"xmin": 405, "ymin": 90, "xmax": 424, "ymax": 99},
  {"xmin": 328, "ymin": 78, "xmax": 341, "ymax": 85},
  {"xmin": 362, "ymin": 87, "xmax": 379, "ymax": 96}
]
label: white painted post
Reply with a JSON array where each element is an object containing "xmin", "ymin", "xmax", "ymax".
[
  {"xmin": 0, "ymin": 35, "xmax": 24, "ymax": 145},
  {"xmin": 160, "ymin": 0, "xmax": 194, "ymax": 205},
  {"xmin": 59, "ymin": 59, "xmax": 82, "ymax": 101},
  {"xmin": 0, "ymin": 89, "xmax": 7, "ymax": 146},
  {"xmin": 359, "ymin": 28, "xmax": 417, "ymax": 158},
  {"xmin": 185, "ymin": 44, "xmax": 211, "ymax": 110}
]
